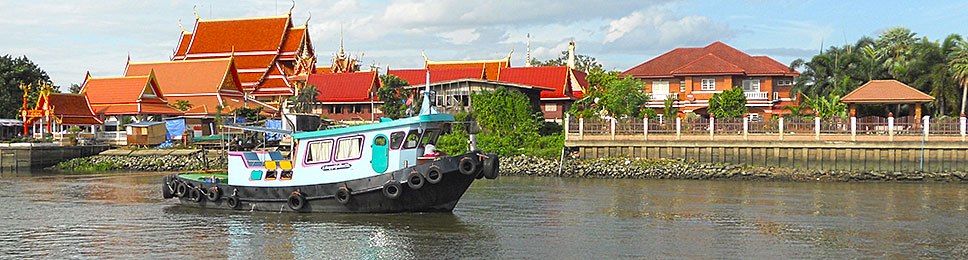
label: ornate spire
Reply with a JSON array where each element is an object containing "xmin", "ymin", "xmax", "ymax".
[
  {"xmin": 567, "ymin": 40, "xmax": 575, "ymax": 69},
  {"xmin": 338, "ymin": 24, "xmax": 345, "ymax": 58},
  {"xmin": 193, "ymin": 5, "xmax": 200, "ymax": 20},
  {"xmin": 288, "ymin": 0, "xmax": 295, "ymax": 16},
  {"xmin": 178, "ymin": 19, "xmax": 185, "ymax": 33},
  {"xmin": 526, "ymin": 33, "xmax": 532, "ymax": 67},
  {"xmin": 304, "ymin": 11, "xmax": 311, "ymax": 27}
]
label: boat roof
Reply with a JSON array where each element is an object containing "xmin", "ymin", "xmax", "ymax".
[
  {"xmin": 223, "ymin": 125, "xmax": 294, "ymax": 135},
  {"xmin": 291, "ymin": 114, "xmax": 454, "ymax": 140}
]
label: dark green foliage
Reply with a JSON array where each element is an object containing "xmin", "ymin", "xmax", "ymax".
[
  {"xmin": 168, "ymin": 100, "xmax": 193, "ymax": 112},
  {"xmin": 662, "ymin": 95, "xmax": 677, "ymax": 120},
  {"xmin": 538, "ymin": 121, "xmax": 563, "ymax": 136},
  {"xmin": 69, "ymin": 83, "xmax": 82, "ymax": 94},
  {"xmin": 234, "ymin": 107, "xmax": 266, "ymax": 122},
  {"xmin": 289, "ymin": 84, "xmax": 318, "ymax": 113},
  {"xmin": 708, "ymin": 88, "xmax": 748, "ymax": 118},
  {"xmin": 530, "ymin": 50, "xmax": 604, "ymax": 73},
  {"xmin": 376, "ymin": 75, "xmax": 411, "ymax": 119},
  {"xmin": 0, "ymin": 55, "xmax": 53, "ymax": 118},
  {"xmin": 570, "ymin": 75, "xmax": 650, "ymax": 119}
]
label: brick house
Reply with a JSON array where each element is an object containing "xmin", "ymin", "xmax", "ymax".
[{"xmin": 621, "ymin": 42, "xmax": 799, "ymax": 119}]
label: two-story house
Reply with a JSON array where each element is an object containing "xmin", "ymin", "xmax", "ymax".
[{"xmin": 620, "ymin": 42, "xmax": 799, "ymax": 119}]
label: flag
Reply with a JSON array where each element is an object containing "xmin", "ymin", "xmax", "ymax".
[{"xmin": 405, "ymin": 93, "xmax": 414, "ymax": 106}]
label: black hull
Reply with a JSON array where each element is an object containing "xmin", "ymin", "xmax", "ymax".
[{"xmin": 164, "ymin": 152, "xmax": 497, "ymax": 213}]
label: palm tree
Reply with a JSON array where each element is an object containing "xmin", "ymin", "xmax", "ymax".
[
  {"xmin": 949, "ymin": 39, "xmax": 968, "ymax": 115},
  {"xmin": 876, "ymin": 27, "xmax": 917, "ymax": 78}
]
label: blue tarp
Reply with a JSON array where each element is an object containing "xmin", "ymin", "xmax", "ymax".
[
  {"xmin": 265, "ymin": 119, "xmax": 282, "ymax": 141},
  {"xmin": 165, "ymin": 119, "xmax": 186, "ymax": 140}
]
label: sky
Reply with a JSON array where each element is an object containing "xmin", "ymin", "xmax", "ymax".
[{"xmin": 2, "ymin": 0, "xmax": 967, "ymax": 89}]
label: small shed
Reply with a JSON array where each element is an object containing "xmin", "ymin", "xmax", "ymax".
[
  {"xmin": 841, "ymin": 80, "xmax": 935, "ymax": 118},
  {"xmin": 126, "ymin": 121, "xmax": 167, "ymax": 146}
]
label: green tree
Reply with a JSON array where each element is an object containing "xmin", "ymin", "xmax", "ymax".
[
  {"xmin": 233, "ymin": 107, "xmax": 265, "ymax": 122},
  {"xmin": 949, "ymin": 38, "xmax": 968, "ymax": 115},
  {"xmin": 876, "ymin": 27, "xmax": 917, "ymax": 78},
  {"xmin": 530, "ymin": 50, "xmax": 604, "ymax": 73},
  {"xmin": 0, "ymin": 55, "xmax": 53, "ymax": 118},
  {"xmin": 804, "ymin": 93, "xmax": 848, "ymax": 118},
  {"xmin": 599, "ymin": 77, "xmax": 651, "ymax": 118},
  {"xmin": 168, "ymin": 100, "xmax": 193, "ymax": 112},
  {"xmin": 289, "ymin": 84, "xmax": 318, "ymax": 113},
  {"xmin": 782, "ymin": 93, "xmax": 812, "ymax": 118},
  {"xmin": 708, "ymin": 87, "xmax": 748, "ymax": 118},
  {"xmin": 662, "ymin": 95, "xmax": 677, "ymax": 120},
  {"xmin": 585, "ymin": 69, "xmax": 620, "ymax": 89},
  {"xmin": 375, "ymin": 75, "xmax": 411, "ymax": 119},
  {"xmin": 69, "ymin": 83, "xmax": 82, "ymax": 94}
]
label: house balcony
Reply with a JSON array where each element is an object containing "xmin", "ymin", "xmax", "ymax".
[
  {"xmin": 745, "ymin": 92, "xmax": 768, "ymax": 100},
  {"xmin": 651, "ymin": 92, "xmax": 678, "ymax": 101}
]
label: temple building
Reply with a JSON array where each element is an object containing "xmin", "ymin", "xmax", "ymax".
[
  {"xmin": 423, "ymin": 52, "xmax": 511, "ymax": 81},
  {"xmin": 306, "ymin": 71, "xmax": 381, "ymax": 122},
  {"xmin": 24, "ymin": 91, "xmax": 102, "ymax": 141},
  {"xmin": 620, "ymin": 41, "xmax": 799, "ymax": 119},
  {"xmin": 171, "ymin": 11, "xmax": 316, "ymax": 106},
  {"xmin": 124, "ymin": 58, "xmax": 277, "ymax": 116},
  {"xmin": 80, "ymin": 70, "xmax": 184, "ymax": 117},
  {"xmin": 498, "ymin": 66, "xmax": 587, "ymax": 121}
]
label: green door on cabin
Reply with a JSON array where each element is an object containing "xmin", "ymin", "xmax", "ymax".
[{"xmin": 371, "ymin": 134, "xmax": 389, "ymax": 173}]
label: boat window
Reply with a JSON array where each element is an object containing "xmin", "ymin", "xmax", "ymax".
[
  {"xmin": 389, "ymin": 131, "xmax": 405, "ymax": 149},
  {"xmin": 403, "ymin": 130, "xmax": 420, "ymax": 149},
  {"xmin": 374, "ymin": 135, "xmax": 388, "ymax": 146},
  {"xmin": 243, "ymin": 152, "xmax": 265, "ymax": 167},
  {"xmin": 306, "ymin": 140, "xmax": 333, "ymax": 163},
  {"xmin": 268, "ymin": 151, "xmax": 285, "ymax": 161},
  {"xmin": 335, "ymin": 136, "xmax": 364, "ymax": 161},
  {"xmin": 421, "ymin": 129, "xmax": 440, "ymax": 146}
]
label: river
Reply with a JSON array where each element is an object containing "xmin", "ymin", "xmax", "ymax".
[{"xmin": 1, "ymin": 171, "xmax": 967, "ymax": 259}]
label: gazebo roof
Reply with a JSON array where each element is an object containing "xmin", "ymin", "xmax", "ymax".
[{"xmin": 841, "ymin": 80, "xmax": 935, "ymax": 104}]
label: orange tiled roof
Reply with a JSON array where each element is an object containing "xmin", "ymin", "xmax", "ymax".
[
  {"xmin": 125, "ymin": 58, "xmax": 241, "ymax": 95},
  {"xmin": 280, "ymin": 27, "xmax": 305, "ymax": 59},
  {"xmin": 81, "ymin": 73, "xmax": 183, "ymax": 115},
  {"xmin": 498, "ymin": 66, "xmax": 586, "ymax": 100},
  {"xmin": 426, "ymin": 58, "xmax": 509, "ymax": 80},
  {"xmin": 841, "ymin": 80, "xmax": 935, "ymax": 103},
  {"xmin": 307, "ymin": 72, "xmax": 379, "ymax": 103},
  {"xmin": 174, "ymin": 32, "xmax": 192, "ymax": 57},
  {"xmin": 184, "ymin": 16, "xmax": 290, "ymax": 54},
  {"xmin": 621, "ymin": 42, "xmax": 799, "ymax": 78},
  {"xmin": 31, "ymin": 93, "xmax": 102, "ymax": 125},
  {"xmin": 387, "ymin": 68, "xmax": 485, "ymax": 86}
]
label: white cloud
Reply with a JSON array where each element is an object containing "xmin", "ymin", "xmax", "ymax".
[
  {"xmin": 602, "ymin": 7, "xmax": 735, "ymax": 49},
  {"xmin": 604, "ymin": 11, "xmax": 645, "ymax": 43},
  {"xmin": 438, "ymin": 29, "xmax": 480, "ymax": 45}
]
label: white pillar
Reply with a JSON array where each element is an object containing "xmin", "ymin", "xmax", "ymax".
[
  {"xmin": 850, "ymin": 116, "xmax": 857, "ymax": 141},
  {"xmin": 960, "ymin": 116, "xmax": 966, "ymax": 142},
  {"xmin": 743, "ymin": 116, "xmax": 749, "ymax": 141},
  {"xmin": 564, "ymin": 113, "xmax": 570, "ymax": 141},
  {"xmin": 676, "ymin": 117, "xmax": 681, "ymax": 140},
  {"xmin": 643, "ymin": 116, "xmax": 648, "ymax": 141},
  {"xmin": 814, "ymin": 117, "xmax": 821, "ymax": 141},
  {"xmin": 709, "ymin": 116, "xmax": 715, "ymax": 140},
  {"xmin": 778, "ymin": 117, "xmax": 784, "ymax": 141},
  {"xmin": 579, "ymin": 117, "xmax": 584, "ymax": 140},
  {"xmin": 888, "ymin": 116, "xmax": 895, "ymax": 142},
  {"xmin": 923, "ymin": 116, "xmax": 930, "ymax": 140},
  {"xmin": 610, "ymin": 117, "xmax": 616, "ymax": 140}
]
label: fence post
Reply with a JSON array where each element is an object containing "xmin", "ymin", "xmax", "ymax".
[
  {"xmin": 564, "ymin": 113, "xmax": 570, "ymax": 141},
  {"xmin": 888, "ymin": 114, "xmax": 894, "ymax": 142},
  {"xmin": 579, "ymin": 117, "xmax": 584, "ymax": 140},
  {"xmin": 676, "ymin": 117, "xmax": 681, "ymax": 140},
  {"xmin": 923, "ymin": 116, "xmax": 930, "ymax": 141},
  {"xmin": 778, "ymin": 117, "xmax": 784, "ymax": 141},
  {"xmin": 850, "ymin": 116, "xmax": 857, "ymax": 141},
  {"xmin": 610, "ymin": 117, "xmax": 616, "ymax": 140},
  {"xmin": 961, "ymin": 114, "xmax": 966, "ymax": 142},
  {"xmin": 643, "ymin": 116, "xmax": 648, "ymax": 141},
  {"xmin": 814, "ymin": 116, "xmax": 820, "ymax": 141},
  {"xmin": 709, "ymin": 115, "xmax": 715, "ymax": 140},
  {"xmin": 743, "ymin": 115, "xmax": 749, "ymax": 141}
]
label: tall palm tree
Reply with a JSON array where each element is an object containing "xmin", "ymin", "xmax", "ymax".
[
  {"xmin": 876, "ymin": 27, "xmax": 917, "ymax": 78},
  {"xmin": 949, "ymin": 39, "xmax": 968, "ymax": 115}
]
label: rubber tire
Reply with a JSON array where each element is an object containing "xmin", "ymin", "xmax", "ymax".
[
  {"xmin": 382, "ymin": 182, "xmax": 402, "ymax": 199},
  {"xmin": 287, "ymin": 192, "xmax": 306, "ymax": 211},
  {"xmin": 162, "ymin": 176, "xmax": 173, "ymax": 199},
  {"xmin": 335, "ymin": 188, "xmax": 351, "ymax": 205},
  {"xmin": 226, "ymin": 196, "xmax": 240, "ymax": 209},
  {"xmin": 407, "ymin": 172, "xmax": 425, "ymax": 190},
  {"xmin": 482, "ymin": 153, "xmax": 499, "ymax": 179},
  {"xmin": 189, "ymin": 188, "xmax": 203, "ymax": 202},
  {"xmin": 425, "ymin": 168, "xmax": 443, "ymax": 184},
  {"xmin": 176, "ymin": 182, "xmax": 189, "ymax": 197},
  {"xmin": 205, "ymin": 187, "xmax": 221, "ymax": 201},
  {"xmin": 458, "ymin": 157, "xmax": 479, "ymax": 176}
]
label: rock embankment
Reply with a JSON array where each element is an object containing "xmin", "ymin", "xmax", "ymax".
[
  {"xmin": 53, "ymin": 149, "xmax": 226, "ymax": 172},
  {"xmin": 499, "ymin": 155, "xmax": 968, "ymax": 182}
]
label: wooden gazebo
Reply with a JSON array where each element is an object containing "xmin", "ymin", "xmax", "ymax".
[{"xmin": 840, "ymin": 80, "xmax": 935, "ymax": 118}]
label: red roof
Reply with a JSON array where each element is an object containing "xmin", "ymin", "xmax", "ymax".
[
  {"xmin": 30, "ymin": 93, "xmax": 102, "ymax": 125},
  {"xmin": 280, "ymin": 27, "xmax": 305, "ymax": 59},
  {"xmin": 841, "ymin": 80, "xmax": 935, "ymax": 103},
  {"xmin": 126, "ymin": 58, "xmax": 241, "ymax": 95},
  {"xmin": 307, "ymin": 72, "xmax": 379, "ymax": 103},
  {"xmin": 498, "ymin": 66, "xmax": 586, "ymax": 100},
  {"xmin": 185, "ymin": 16, "xmax": 290, "ymax": 54},
  {"xmin": 621, "ymin": 42, "xmax": 799, "ymax": 78},
  {"xmin": 426, "ymin": 58, "xmax": 509, "ymax": 80},
  {"xmin": 174, "ymin": 32, "xmax": 192, "ymax": 57},
  {"xmin": 387, "ymin": 68, "xmax": 485, "ymax": 86},
  {"xmin": 81, "ymin": 73, "xmax": 183, "ymax": 115}
]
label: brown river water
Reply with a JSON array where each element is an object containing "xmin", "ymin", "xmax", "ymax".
[{"xmin": 1, "ymin": 170, "xmax": 967, "ymax": 259}]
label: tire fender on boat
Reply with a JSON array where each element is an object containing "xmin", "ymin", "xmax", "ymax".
[
  {"xmin": 407, "ymin": 171, "xmax": 425, "ymax": 190},
  {"xmin": 189, "ymin": 187, "xmax": 203, "ymax": 202},
  {"xmin": 176, "ymin": 182, "xmax": 189, "ymax": 198},
  {"xmin": 336, "ymin": 187, "xmax": 352, "ymax": 205},
  {"xmin": 458, "ymin": 156, "xmax": 479, "ymax": 176},
  {"xmin": 162, "ymin": 176, "xmax": 173, "ymax": 199},
  {"xmin": 425, "ymin": 167, "xmax": 443, "ymax": 184},
  {"xmin": 226, "ymin": 196, "xmax": 240, "ymax": 209},
  {"xmin": 382, "ymin": 182, "xmax": 402, "ymax": 199},
  {"xmin": 482, "ymin": 153, "xmax": 499, "ymax": 179},
  {"xmin": 205, "ymin": 187, "xmax": 221, "ymax": 202},
  {"xmin": 287, "ymin": 191, "xmax": 306, "ymax": 211}
]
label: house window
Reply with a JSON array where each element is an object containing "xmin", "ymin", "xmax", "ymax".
[
  {"xmin": 652, "ymin": 81, "xmax": 669, "ymax": 94},
  {"xmin": 544, "ymin": 104, "xmax": 557, "ymax": 112},
  {"xmin": 334, "ymin": 136, "xmax": 363, "ymax": 161},
  {"xmin": 777, "ymin": 80, "xmax": 793, "ymax": 86},
  {"xmin": 679, "ymin": 81, "xmax": 686, "ymax": 92},
  {"xmin": 742, "ymin": 79, "xmax": 761, "ymax": 92},
  {"xmin": 332, "ymin": 105, "xmax": 343, "ymax": 114},
  {"xmin": 306, "ymin": 140, "xmax": 333, "ymax": 163},
  {"xmin": 748, "ymin": 113, "xmax": 761, "ymax": 121},
  {"xmin": 701, "ymin": 79, "xmax": 715, "ymax": 90}
]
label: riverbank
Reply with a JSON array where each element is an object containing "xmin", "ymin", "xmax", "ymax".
[
  {"xmin": 500, "ymin": 155, "xmax": 968, "ymax": 182},
  {"xmin": 52, "ymin": 149, "xmax": 226, "ymax": 172}
]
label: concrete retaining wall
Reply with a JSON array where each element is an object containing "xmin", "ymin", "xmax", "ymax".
[
  {"xmin": 566, "ymin": 140, "xmax": 968, "ymax": 172},
  {"xmin": 0, "ymin": 144, "xmax": 109, "ymax": 170}
]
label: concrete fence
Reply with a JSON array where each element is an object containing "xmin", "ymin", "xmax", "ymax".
[{"xmin": 565, "ymin": 114, "xmax": 968, "ymax": 142}]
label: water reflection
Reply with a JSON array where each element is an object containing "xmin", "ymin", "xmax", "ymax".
[{"xmin": 1, "ymin": 173, "xmax": 967, "ymax": 258}]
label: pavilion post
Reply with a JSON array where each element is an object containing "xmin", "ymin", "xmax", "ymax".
[
  {"xmin": 778, "ymin": 117, "xmax": 784, "ymax": 141},
  {"xmin": 850, "ymin": 116, "xmax": 857, "ymax": 141},
  {"xmin": 923, "ymin": 116, "xmax": 930, "ymax": 141}
]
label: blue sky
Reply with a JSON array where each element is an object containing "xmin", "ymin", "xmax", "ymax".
[{"xmin": 2, "ymin": 0, "xmax": 966, "ymax": 89}]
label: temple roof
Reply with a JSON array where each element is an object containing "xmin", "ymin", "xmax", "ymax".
[
  {"xmin": 31, "ymin": 93, "xmax": 102, "ymax": 125},
  {"xmin": 387, "ymin": 68, "xmax": 485, "ymax": 86},
  {"xmin": 81, "ymin": 72, "xmax": 183, "ymax": 115},
  {"xmin": 841, "ymin": 80, "xmax": 935, "ymax": 103},
  {"xmin": 426, "ymin": 57, "xmax": 510, "ymax": 81},
  {"xmin": 184, "ymin": 16, "xmax": 290, "ymax": 54},
  {"xmin": 622, "ymin": 41, "xmax": 799, "ymax": 78},
  {"xmin": 125, "ymin": 58, "xmax": 241, "ymax": 95},
  {"xmin": 307, "ymin": 72, "xmax": 380, "ymax": 103},
  {"xmin": 498, "ymin": 66, "xmax": 587, "ymax": 100}
]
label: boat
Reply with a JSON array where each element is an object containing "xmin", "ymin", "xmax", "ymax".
[{"xmin": 161, "ymin": 83, "xmax": 499, "ymax": 213}]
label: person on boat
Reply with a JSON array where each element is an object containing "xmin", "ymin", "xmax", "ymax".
[{"xmin": 423, "ymin": 143, "xmax": 437, "ymax": 157}]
